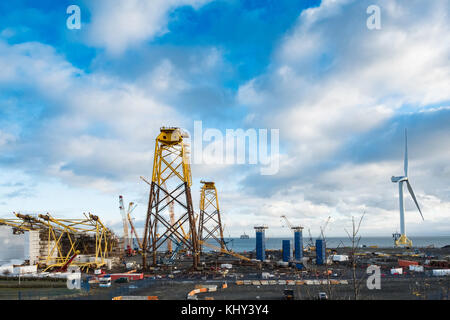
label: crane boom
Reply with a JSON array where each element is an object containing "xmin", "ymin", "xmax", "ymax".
[
  {"xmin": 280, "ymin": 215, "xmax": 293, "ymax": 230},
  {"xmin": 198, "ymin": 240, "xmax": 255, "ymax": 263},
  {"xmin": 308, "ymin": 228, "xmax": 313, "ymax": 246},
  {"xmin": 119, "ymin": 196, "xmax": 131, "ymax": 250},
  {"xmin": 320, "ymin": 216, "xmax": 331, "ymax": 240},
  {"xmin": 162, "ymin": 180, "xmax": 176, "ymax": 253},
  {"xmin": 127, "ymin": 202, "xmax": 141, "ymax": 250},
  {"xmin": 179, "ymin": 214, "xmax": 198, "ymax": 240},
  {"xmin": 280, "ymin": 215, "xmax": 303, "ymax": 232}
]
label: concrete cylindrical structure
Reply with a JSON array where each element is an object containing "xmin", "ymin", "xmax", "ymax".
[
  {"xmin": 255, "ymin": 230, "xmax": 266, "ymax": 261},
  {"xmin": 282, "ymin": 240, "xmax": 290, "ymax": 262},
  {"xmin": 294, "ymin": 230, "xmax": 303, "ymax": 261},
  {"xmin": 316, "ymin": 239, "xmax": 326, "ymax": 265}
]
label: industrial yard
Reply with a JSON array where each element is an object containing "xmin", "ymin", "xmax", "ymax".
[
  {"xmin": 0, "ymin": 239, "xmax": 449, "ymax": 300},
  {"xmin": 0, "ymin": 127, "xmax": 449, "ymax": 301}
]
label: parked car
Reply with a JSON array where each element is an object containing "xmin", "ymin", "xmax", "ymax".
[
  {"xmin": 99, "ymin": 277, "xmax": 111, "ymax": 288},
  {"xmin": 284, "ymin": 289, "xmax": 294, "ymax": 300},
  {"xmin": 115, "ymin": 277, "xmax": 130, "ymax": 284},
  {"xmin": 318, "ymin": 292, "xmax": 328, "ymax": 300}
]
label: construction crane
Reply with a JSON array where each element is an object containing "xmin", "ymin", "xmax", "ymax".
[
  {"xmin": 198, "ymin": 240, "xmax": 255, "ymax": 263},
  {"xmin": 178, "ymin": 214, "xmax": 198, "ymax": 240},
  {"xmin": 57, "ymin": 250, "xmax": 80, "ymax": 272},
  {"xmin": 280, "ymin": 215, "xmax": 303, "ymax": 232},
  {"xmin": 157, "ymin": 233, "xmax": 184, "ymax": 265},
  {"xmin": 222, "ymin": 223, "xmax": 233, "ymax": 251},
  {"xmin": 319, "ymin": 216, "xmax": 331, "ymax": 241},
  {"xmin": 119, "ymin": 195, "xmax": 132, "ymax": 256},
  {"xmin": 160, "ymin": 221, "xmax": 195, "ymax": 265},
  {"xmin": 126, "ymin": 202, "xmax": 140, "ymax": 251},
  {"xmin": 167, "ymin": 238, "xmax": 184, "ymax": 264},
  {"xmin": 280, "ymin": 215, "xmax": 304, "ymax": 259},
  {"xmin": 302, "ymin": 228, "xmax": 315, "ymax": 252},
  {"xmin": 163, "ymin": 180, "xmax": 176, "ymax": 254},
  {"xmin": 308, "ymin": 228, "xmax": 314, "ymax": 246}
]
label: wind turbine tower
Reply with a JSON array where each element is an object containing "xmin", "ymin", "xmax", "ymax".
[{"xmin": 391, "ymin": 129, "xmax": 424, "ymax": 247}]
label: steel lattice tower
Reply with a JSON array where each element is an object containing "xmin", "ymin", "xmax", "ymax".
[
  {"xmin": 141, "ymin": 127, "xmax": 199, "ymax": 269},
  {"xmin": 198, "ymin": 181, "xmax": 225, "ymax": 252}
]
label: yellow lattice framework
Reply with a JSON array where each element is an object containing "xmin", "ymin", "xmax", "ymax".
[
  {"xmin": 142, "ymin": 127, "xmax": 199, "ymax": 269},
  {"xmin": 0, "ymin": 212, "xmax": 117, "ymax": 272},
  {"xmin": 198, "ymin": 181, "xmax": 225, "ymax": 252}
]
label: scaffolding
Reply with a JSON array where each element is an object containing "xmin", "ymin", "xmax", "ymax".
[
  {"xmin": 198, "ymin": 181, "xmax": 225, "ymax": 252},
  {"xmin": 141, "ymin": 127, "xmax": 199, "ymax": 269},
  {"xmin": 0, "ymin": 212, "xmax": 118, "ymax": 272}
]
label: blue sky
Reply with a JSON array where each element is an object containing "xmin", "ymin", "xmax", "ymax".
[{"xmin": 0, "ymin": 0, "xmax": 449, "ymax": 244}]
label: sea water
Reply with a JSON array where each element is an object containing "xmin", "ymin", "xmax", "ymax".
[{"xmin": 220, "ymin": 236, "xmax": 450, "ymax": 252}]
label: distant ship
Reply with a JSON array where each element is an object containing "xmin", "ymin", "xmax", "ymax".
[{"xmin": 240, "ymin": 232, "xmax": 249, "ymax": 239}]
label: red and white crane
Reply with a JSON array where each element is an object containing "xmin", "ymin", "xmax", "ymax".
[
  {"xmin": 119, "ymin": 195, "xmax": 132, "ymax": 254},
  {"xmin": 126, "ymin": 201, "xmax": 140, "ymax": 250}
]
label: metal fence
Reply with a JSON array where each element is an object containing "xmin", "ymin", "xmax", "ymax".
[
  {"xmin": 73, "ymin": 277, "xmax": 158, "ymax": 300},
  {"xmin": 0, "ymin": 277, "xmax": 159, "ymax": 300},
  {"xmin": 0, "ymin": 289, "xmax": 74, "ymax": 300}
]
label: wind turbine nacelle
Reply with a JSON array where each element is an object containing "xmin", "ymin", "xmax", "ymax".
[{"xmin": 391, "ymin": 176, "xmax": 406, "ymax": 183}]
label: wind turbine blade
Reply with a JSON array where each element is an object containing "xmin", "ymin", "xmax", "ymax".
[
  {"xmin": 404, "ymin": 129, "xmax": 408, "ymax": 177},
  {"xmin": 406, "ymin": 180, "xmax": 424, "ymax": 221}
]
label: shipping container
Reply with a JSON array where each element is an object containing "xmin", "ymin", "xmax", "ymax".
[
  {"xmin": 100, "ymin": 273, "xmax": 144, "ymax": 281},
  {"xmin": 398, "ymin": 259, "xmax": 419, "ymax": 267}
]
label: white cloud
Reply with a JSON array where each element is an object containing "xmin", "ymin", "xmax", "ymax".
[
  {"xmin": 241, "ymin": 0, "xmax": 450, "ymax": 133},
  {"xmin": 83, "ymin": 0, "xmax": 213, "ymax": 54},
  {"xmin": 238, "ymin": 0, "xmax": 450, "ymax": 168},
  {"xmin": 1, "ymin": 1, "xmax": 449, "ymax": 237},
  {"xmin": 234, "ymin": 0, "xmax": 450, "ymax": 235},
  {"xmin": 0, "ymin": 37, "xmax": 234, "ymax": 235},
  {"xmin": 0, "ymin": 39, "xmax": 187, "ymax": 192},
  {"xmin": 0, "ymin": 130, "xmax": 16, "ymax": 148}
]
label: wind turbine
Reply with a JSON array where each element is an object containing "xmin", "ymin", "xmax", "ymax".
[{"xmin": 391, "ymin": 129, "xmax": 424, "ymax": 247}]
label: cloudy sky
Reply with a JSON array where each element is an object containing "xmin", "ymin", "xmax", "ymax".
[{"xmin": 0, "ymin": 0, "xmax": 449, "ymax": 242}]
